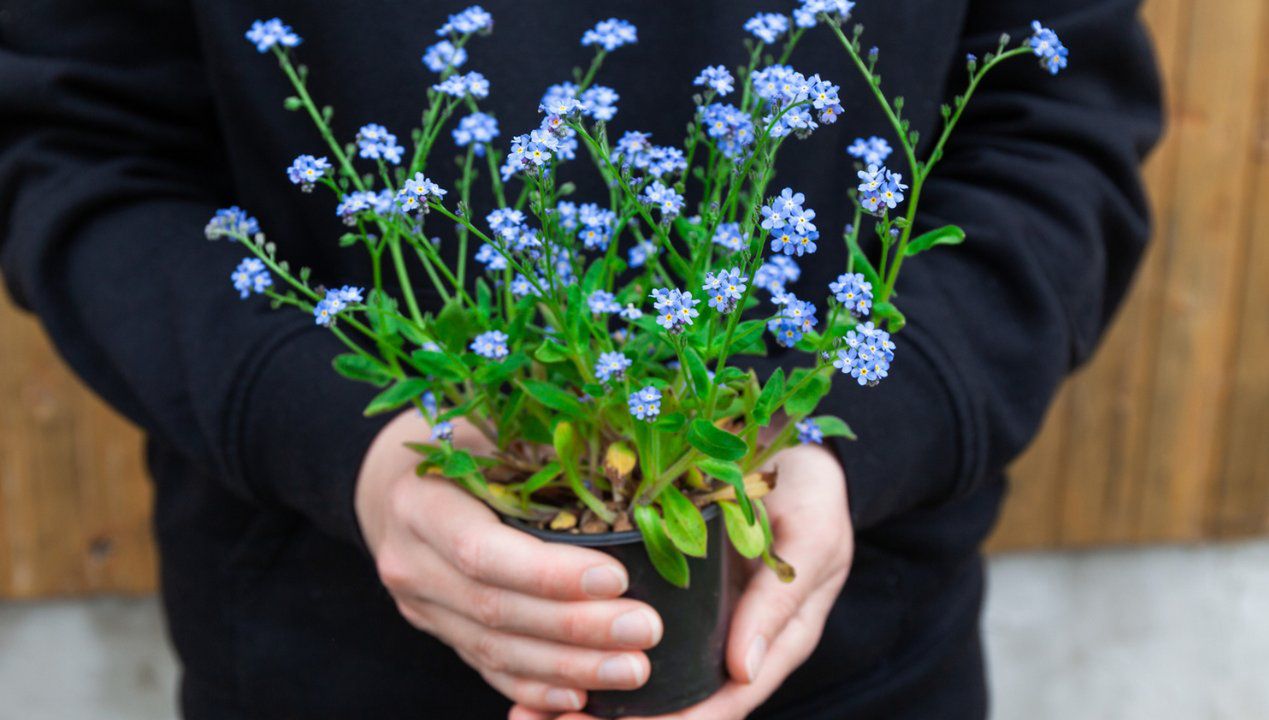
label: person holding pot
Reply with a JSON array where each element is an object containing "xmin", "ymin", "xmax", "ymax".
[{"xmin": 0, "ymin": 0, "xmax": 1160, "ymax": 718}]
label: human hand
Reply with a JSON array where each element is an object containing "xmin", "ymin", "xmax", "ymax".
[
  {"xmin": 510, "ymin": 440, "xmax": 853, "ymax": 720},
  {"xmin": 356, "ymin": 410, "xmax": 665, "ymax": 713}
]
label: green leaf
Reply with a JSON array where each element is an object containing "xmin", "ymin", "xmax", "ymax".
[
  {"xmin": 475, "ymin": 279, "xmax": 493, "ymax": 323},
  {"xmin": 364, "ymin": 378, "xmax": 430, "ymax": 416},
  {"xmin": 845, "ymin": 231, "xmax": 882, "ymax": 289},
  {"xmin": 785, "ymin": 372, "xmax": 831, "ymax": 418},
  {"xmin": 519, "ymin": 462, "xmax": 562, "ymax": 501},
  {"xmin": 756, "ymin": 500, "xmax": 795, "ymax": 582},
  {"xmin": 533, "ymin": 340, "xmax": 570, "ymax": 364},
  {"xmin": 654, "ymin": 412, "xmax": 687, "ymax": 433},
  {"xmin": 710, "ymin": 320, "xmax": 764, "ymax": 358},
  {"xmin": 473, "ymin": 352, "xmax": 529, "ymax": 385},
  {"xmin": 552, "ymin": 420, "xmax": 581, "ymax": 463},
  {"xmin": 433, "ymin": 300, "xmax": 469, "ymax": 351},
  {"xmin": 521, "ymin": 379, "xmax": 585, "ymax": 418},
  {"xmin": 633, "ymin": 505, "xmax": 690, "ymax": 588},
  {"xmin": 872, "ymin": 301, "xmax": 907, "ymax": 332},
  {"xmin": 720, "ymin": 500, "xmax": 765, "ymax": 558},
  {"xmin": 410, "ymin": 349, "xmax": 467, "ymax": 381},
  {"xmin": 696, "ymin": 458, "xmax": 753, "ymax": 523},
  {"xmin": 752, "ymin": 368, "xmax": 785, "ymax": 426},
  {"xmin": 657, "ymin": 486, "xmax": 708, "ymax": 557},
  {"xmin": 682, "ymin": 346, "xmax": 711, "ymax": 399},
  {"xmin": 904, "ymin": 224, "xmax": 966, "ymax": 256},
  {"xmin": 338, "ymin": 232, "xmax": 360, "ymax": 247},
  {"xmin": 813, "ymin": 415, "xmax": 857, "ymax": 440},
  {"xmin": 441, "ymin": 450, "xmax": 479, "ymax": 479},
  {"xmin": 687, "ymin": 419, "xmax": 749, "ymax": 462},
  {"xmin": 331, "ymin": 354, "xmax": 393, "ymax": 387}
]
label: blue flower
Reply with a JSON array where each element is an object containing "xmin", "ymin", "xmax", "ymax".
[
  {"xmin": 335, "ymin": 190, "xmax": 394, "ymax": 224},
  {"xmin": 245, "ymin": 18, "xmax": 301, "ymax": 53},
  {"xmin": 847, "ymin": 136, "xmax": 893, "ymax": 166},
  {"xmin": 230, "ymin": 258, "xmax": 272, "ymax": 299},
  {"xmin": 619, "ymin": 303, "xmax": 643, "ymax": 321},
  {"xmin": 452, "ymin": 112, "xmax": 500, "ymax": 155},
  {"xmin": 580, "ymin": 85, "xmax": 620, "ymax": 122},
  {"xmin": 422, "ymin": 40, "xmax": 467, "ymax": 74},
  {"xmin": 753, "ymin": 255, "xmax": 801, "ymax": 294},
  {"xmin": 651, "ymin": 287, "xmax": 700, "ymax": 334},
  {"xmin": 808, "ymin": 74, "xmax": 843, "ymax": 124},
  {"xmin": 434, "ymin": 71, "xmax": 489, "ymax": 99},
  {"xmin": 628, "ymin": 240, "xmax": 656, "ymax": 268},
  {"xmin": 700, "ymin": 103, "xmax": 755, "ymax": 159},
  {"xmin": 470, "ymin": 330, "xmax": 509, "ymax": 360},
  {"xmin": 1028, "ymin": 21, "xmax": 1069, "ymax": 75},
  {"xmin": 744, "ymin": 13, "xmax": 789, "ymax": 44},
  {"xmin": 628, "ymin": 385, "xmax": 662, "ymax": 421},
  {"xmin": 694, "ymin": 66, "xmax": 735, "ymax": 96},
  {"xmin": 829, "ymin": 272, "xmax": 874, "ymax": 317},
  {"xmin": 767, "ymin": 297, "xmax": 817, "ymax": 348},
  {"xmin": 487, "ymin": 208, "xmax": 526, "ymax": 237},
  {"xmin": 420, "ymin": 391, "xmax": 439, "ymax": 417},
  {"xmin": 588, "ymin": 290, "xmax": 621, "ymax": 315},
  {"xmin": 204, "ymin": 206, "xmax": 260, "ymax": 240},
  {"xmin": 437, "ymin": 6, "xmax": 493, "ymax": 36},
  {"xmin": 704, "ymin": 268, "xmax": 748, "ymax": 313},
  {"xmin": 509, "ymin": 274, "xmax": 536, "ymax": 297},
  {"xmin": 395, "ymin": 173, "xmax": 447, "ymax": 213},
  {"xmin": 643, "ymin": 182, "xmax": 685, "ymax": 220},
  {"xmin": 770, "ymin": 226, "xmax": 819, "ymax": 256},
  {"xmin": 712, "ymin": 222, "xmax": 745, "ymax": 252},
  {"xmin": 833, "ymin": 322, "xmax": 896, "ymax": 386},
  {"xmin": 356, "ymin": 124, "xmax": 405, "ymax": 165},
  {"xmin": 857, "ymin": 165, "xmax": 905, "ymax": 214},
  {"xmin": 751, "ymin": 65, "xmax": 808, "ymax": 107},
  {"xmin": 577, "ymin": 205, "xmax": 614, "ymax": 250},
  {"xmin": 431, "ymin": 421, "xmax": 455, "ymax": 442},
  {"xmin": 594, "ymin": 351, "xmax": 632, "ymax": 383},
  {"xmin": 796, "ymin": 418, "xmax": 824, "ymax": 444},
  {"xmin": 474, "ymin": 243, "xmax": 507, "ymax": 271},
  {"xmin": 582, "ymin": 18, "xmax": 637, "ymax": 52},
  {"xmin": 313, "ymin": 286, "xmax": 364, "ymax": 327},
  {"xmin": 286, "ymin": 154, "xmax": 331, "ymax": 192}
]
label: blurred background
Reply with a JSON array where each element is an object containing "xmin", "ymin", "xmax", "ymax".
[{"xmin": 1, "ymin": 0, "xmax": 1266, "ymax": 718}]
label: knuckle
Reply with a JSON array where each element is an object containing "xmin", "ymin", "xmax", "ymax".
[
  {"xmin": 375, "ymin": 549, "xmax": 411, "ymax": 591},
  {"xmin": 451, "ymin": 534, "xmax": 489, "ymax": 579},
  {"xmin": 471, "ymin": 585, "xmax": 506, "ymax": 629},
  {"xmin": 557, "ymin": 607, "xmax": 585, "ymax": 645},
  {"xmin": 472, "ymin": 631, "xmax": 507, "ymax": 673}
]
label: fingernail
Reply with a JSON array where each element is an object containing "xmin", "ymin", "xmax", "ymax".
[
  {"xmin": 598, "ymin": 654, "xmax": 643, "ymax": 686},
  {"xmin": 611, "ymin": 609, "xmax": 660, "ymax": 646},
  {"xmin": 545, "ymin": 688, "xmax": 583, "ymax": 711},
  {"xmin": 745, "ymin": 637, "xmax": 767, "ymax": 682},
  {"xmin": 581, "ymin": 565, "xmax": 627, "ymax": 598}
]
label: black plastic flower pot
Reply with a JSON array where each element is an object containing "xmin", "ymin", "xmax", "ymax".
[{"xmin": 510, "ymin": 505, "xmax": 730, "ymax": 718}]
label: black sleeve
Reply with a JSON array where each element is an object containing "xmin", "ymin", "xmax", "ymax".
[
  {"xmin": 0, "ymin": 2, "xmax": 387, "ymax": 544},
  {"xmin": 827, "ymin": 0, "xmax": 1163, "ymax": 530}
]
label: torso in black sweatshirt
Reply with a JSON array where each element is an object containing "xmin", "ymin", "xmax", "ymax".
[{"xmin": 0, "ymin": 1, "xmax": 1161, "ymax": 718}]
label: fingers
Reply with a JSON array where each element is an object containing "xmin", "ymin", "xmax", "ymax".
[
  {"xmin": 413, "ymin": 479, "xmax": 631, "ymax": 600},
  {"xmin": 508, "ymin": 707, "xmax": 559, "ymax": 720},
  {"xmin": 480, "ymin": 670, "xmax": 586, "ymax": 714},
  {"xmin": 427, "ymin": 603, "xmax": 651, "ymax": 691}
]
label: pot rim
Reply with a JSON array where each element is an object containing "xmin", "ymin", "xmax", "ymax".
[{"xmin": 506, "ymin": 503, "xmax": 721, "ymax": 547}]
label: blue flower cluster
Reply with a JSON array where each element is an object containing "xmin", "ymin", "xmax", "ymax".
[
  {"xmin": 762, "ymin": 188, "xmax": 819, "ymax": 257},
  {"xmin": 627, "ymin": 240, "xmax": 655, "ymax": 268},
  {"xmin": 703, "ymin": 268, "xmax": 748, "ymax": 314},
  {"xmin": 422, "ymin": 40, "xmax": 467, "ymax": 73},
  {"xmin": 700, "ymin": 103, "xmax": 755, "ymax": 160},
  {"xmin": 829, "ymin": 272, "xmax": 874, "ymax": 317},
  {"xmin": 712, "ymin": 222, "xmax": 745, "ymax": 252},
  {"xmin": 744, "ymin": 13, "xmax": 789, "ymax": 45},
  {"xmin": 434, "ymin": 71, "xmax": 489, "ymax": 99},
  {"xmin": 857, "ymin": 165, "xmax": 907, "ymax": 215},
  {"xmin": 431, "ymin": 421, "xmax": 455, "ymax": 442},
  {"xmin": 314, "ymin": 286, "xmax": 364, "ymax": 326},
  {"xmin": 794, "ymin": 0, "xmax": 855, "ymax": 28},
  {"xmin": 204, "ymin": 206, "xmax": 260, "ymax": 241},
  {"xmin": 587, "ymin": 290, "xmax": 621, "ymax": 315},
  {"xmin": 335, "ymin": 190, "xmax": 394, "ymax": 225},
  {"xmin": 470, "ymin": 330, "xmax": 510, "ymax": 360},
  {"xmin": 453, "ymin": 112, "xmax": 500, "ymax": 155},
  {"xmin": 612, "ymin": 131, "xmax": 687, "ymax": 180},
  {"xmin": 1028, "ymin": 21, "xmax": 1069, "ymax": 75},
  {"xmin": 557, "ymin": 202, "xmax": 616, "ymax": 251},
  {"xmin": 286, "ymin": 154, "xmax": 331, "ymax": 192},
  {"xmin": 751, "ymin": 68, "xmax": 842, "ymax": 137},
  {"xmin": 847, "ymin": 136, "xmax": 893, "ymax": 166},
  {"xmin": 395, "ymin": 172, "xmax": 447, "ymax": 213},
  {"xmin": 582, "ymin": 18, "xmax": 637, "ymax": 52},
  {"xmin": 231, "ymin": 258, "xmax": 272, "ymax": 299},
  {"xmin": 594, "ymin": 351, "xmax": 631, "ymax": 384},
  {"xmin": 245, "ymin": 18, "xmax": 301, "ymax": 53},
  {"xmin": 437, "ymin": 5, "xmax": 493, "ymax": 36},
  {"xmin": 643, "ymin": 182, "xmax": 685, "ymax": 221},
  {"xmin": 693, "ymin": 66, "xmax": 735, "ymax": 96},
  {"xmin": 628, "ymin": 386, "xmax": 662, "ymax": 421},
  {"xmin": 651, "ymin": 287, "xmax": 699, "ymax": 334},
  {"xmin": 753, "ymin": 255, "xmax": 801, "ymax": 295},
  {"xmin": 356, "ymin": 124, "xmax": 406, "ymax": 165},
  {"xmin": 767, "ymin": 295, "xmax": 818, "ymax": 348},
  {"xmin": 833, "ymin": 322, "xmax": 896, "ymax": 386},
  {"xmin": 796, "ymin": 418, "xmax": 824, "ymax": 444}
]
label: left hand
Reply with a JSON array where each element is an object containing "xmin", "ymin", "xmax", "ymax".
[{"xmin": 509, "ymin": 440, "xmax": 855, "ymax": 720}]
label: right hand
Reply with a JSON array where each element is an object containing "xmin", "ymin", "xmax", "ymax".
[{"xmin": 355, "ymin": 411, "xmax": 662, "ymax": 714}]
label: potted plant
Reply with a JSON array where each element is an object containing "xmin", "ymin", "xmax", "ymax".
[{"xmin": 212, "ymin": 4, "xmax": 1067, "ymax": 716}]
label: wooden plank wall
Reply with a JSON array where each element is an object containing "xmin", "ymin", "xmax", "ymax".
[{"xmin": 0, "ymin": 1, "xmax": 1266, "ymax": 597}]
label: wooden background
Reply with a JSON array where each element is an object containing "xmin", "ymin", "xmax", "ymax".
[{"xmin": 1, "ymin": 0, "xmax": 1267, "ymax": 598}]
